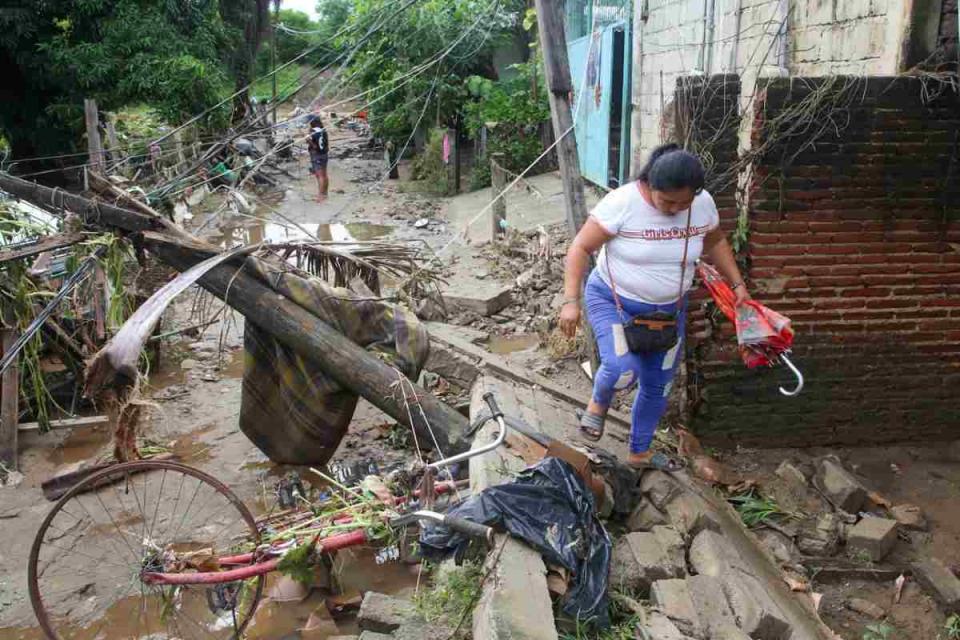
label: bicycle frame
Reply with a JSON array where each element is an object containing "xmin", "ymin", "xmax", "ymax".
[{"xmin": 141, "ymin": 393, "xmax": 508, "ymax": 587}]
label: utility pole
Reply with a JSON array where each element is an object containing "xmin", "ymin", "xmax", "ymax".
[
  {"xmin": 271, "ymin": 2, "xmax": 279, "ymax": 125},
  {"xmin": 533, "ymin": 1, "xmax": 598, "ymax": 373},
  {"xmin": 534, "ymin": 0, "xmax": 588, "ymax": 233}
]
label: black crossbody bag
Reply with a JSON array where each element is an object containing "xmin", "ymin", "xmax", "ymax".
[{"xmin": 606, "ymin": 208, "xmax": 692, "ymax": 354}]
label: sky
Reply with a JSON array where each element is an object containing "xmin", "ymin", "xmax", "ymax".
[{"xmin": 281, "ymin": 0, "xmax": 320, "ymax": 20}]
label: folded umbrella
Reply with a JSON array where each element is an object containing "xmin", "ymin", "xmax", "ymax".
[{"xmin": 697, "ymin": 262, "xmax": 804, "ymax": 396}]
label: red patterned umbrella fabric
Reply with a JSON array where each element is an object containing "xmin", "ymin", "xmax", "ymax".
[{"xmin": 697, "ymin": 262, "xmax": 795, "ymax": 369}]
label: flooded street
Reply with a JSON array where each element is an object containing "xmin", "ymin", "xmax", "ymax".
[{"xmin": 0, "ymin": 127, "xmax": 429, "ymax": 638}]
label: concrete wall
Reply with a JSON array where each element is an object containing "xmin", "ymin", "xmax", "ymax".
[
  {"xmin": 685, "ymin": 76, "xmax": 960, "ymax": 447},
  {"xmin": 630, "ymin": 0, "xmax": 916, "ymax": 168}
]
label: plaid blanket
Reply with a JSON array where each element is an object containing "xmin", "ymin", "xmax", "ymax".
[{"xmin": 239, "ymin": 256, "xmax": 429, "ymax": 464}]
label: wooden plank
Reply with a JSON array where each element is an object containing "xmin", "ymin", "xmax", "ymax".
[
  {"xmin": 18, "ymin": 415, "xmax": 110, "ymax": 432},
  {"xmin": 0, "ymin": 232, "xmax": 86, "ymax": 264},
  {"xmin": 0, "ymin": 328, "xmax": 19, "ymax": 469}
]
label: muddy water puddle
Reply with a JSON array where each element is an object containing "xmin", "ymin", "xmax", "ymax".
[
  {"xmin": 0, "ymin": 549, "xmax": 419, "ymax": 640},
  {"xmin": 488, "ymin": 333, "xmax": 540, "ymax": 354},
  {"xmin": 215, "ymin": 221, "xmax": 392, "ymax": 247}
]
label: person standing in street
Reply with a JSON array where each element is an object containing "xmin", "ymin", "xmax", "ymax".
[
  {"xmin": 559, "ymin": 144, "xmax": 750, "ymax": 471},
  {"xmin": 307, "ymin": 115, "xmax": 330, "ymax": 202}
]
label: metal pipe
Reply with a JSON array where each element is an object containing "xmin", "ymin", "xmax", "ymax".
[
  {"xmin": 427, "ymin": 413, "xmax": 507, "ymax": 471},
  {"xmin": 704, "ymin": 0, "xmax": 717, "ymax": 74}
]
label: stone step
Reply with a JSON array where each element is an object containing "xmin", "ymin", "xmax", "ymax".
[{"xmin": 912, "ymin": 558, "xmax": 960, "ymax": 613}]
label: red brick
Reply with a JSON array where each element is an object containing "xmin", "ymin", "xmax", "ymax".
[
  {"xmin": 815, "ymin": 298, "xmax": 867, "ymax": 310},
  {"xmin": 807, "ymin": 245, "xmax": 860, "ymax": 256},
  {"xmin": 865, "ymin": 298, "xmax": 920, "ymax": 309},
  {"xmin": 750, "ymin": 245, "xmax": 808, "ymax": 257},
  {"xmin": 910, "ymin": 264, "xmax": 956, "ymax": 274},
  {"xmin": 841, "ymin": 287, "xmax": 893, "ymax": 298},
  {"xmin": 919, "ymin": 319, "xmax": 960, "ymax": 331},
  {"xmin": 808, "ymin": 276, "xmax": 863, "ymax": 287}
]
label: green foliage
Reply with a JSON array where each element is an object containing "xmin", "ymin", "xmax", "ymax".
[
  {"xmin": 463, "ymin": 57, "xmax": 551, "ymax": 189},
  {"xmin": 337, "ymin": 0, "xmax": 525, "ymax": 145},
  {"xmin": 415, "ymin": 560, "xmax": 483, "ymax": 626},
  {"xmin": 411, "ymin": 128, "xmax": 454, "ymax": 195},
  {"xmin": 559, "ymin": 594, "xmax": 642, "ymax": 640},
  {"xmin": 276, "ymin": 542, "xmax": 316, "ymax": 586},
  {"xmin": 0, "ymin": 1, "xmax": 267, "ymax": 158},
  {"xmin": 862, "ymin": 622, "xmax": 897, "ymax": 640},
  {"xmin": 727, "ymin": 489, "xmax": 788, "ymax": 528},
  {"xmin": 942, "ymin": 614, "xmax": 960, "ymax": 640}
]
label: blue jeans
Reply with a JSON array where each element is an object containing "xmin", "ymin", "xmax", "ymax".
[{"xmin": 584, "ymin": 270, "xmax": 685, "ymax": 454}]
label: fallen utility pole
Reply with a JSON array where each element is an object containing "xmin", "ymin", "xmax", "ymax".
[
  {"xmin": 143, "ymin": 233, "xmax": 470, "ymax": 456},
  {"xmin": 0, "ymin": 172, "xmax": 196, "ymax": 245},
  {"xmin": 0, "ymin": 171, "xmax": 471, "ymax": 456}
]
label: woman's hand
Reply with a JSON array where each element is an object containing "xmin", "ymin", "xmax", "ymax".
[
  {"xmin": 734, "ymin": 284, "xmax": 751, "ymax": 306},
  {"xmin": 559, "ymin": 301, "xmax": 581, "ymax": 337}
]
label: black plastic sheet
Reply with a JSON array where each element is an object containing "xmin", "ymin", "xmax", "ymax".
[{"xmin": 419, "ymin": 457, "xmax": 612, "ymax": 627}]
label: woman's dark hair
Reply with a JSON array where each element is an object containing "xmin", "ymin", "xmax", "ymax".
[
  {"xmin": 637, "ymin": 143, "xmax": 705, "ymax": 193},
  {"xmin": 309, "ymin": 116, "xmax": 324, "ymax": 128}
]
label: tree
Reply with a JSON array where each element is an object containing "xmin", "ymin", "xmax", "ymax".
[
  {"xmin": 336, "ymin": 0, "xmax": 524, "ymax": 146},
  {"xmin": 0, "ymin": 1, "xmax": 270, "ymax": 163}
]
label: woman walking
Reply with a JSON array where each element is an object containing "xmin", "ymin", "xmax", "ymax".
[{"xmin": 559, "ymin": 144, "xmax": 749, "ymax": 471}]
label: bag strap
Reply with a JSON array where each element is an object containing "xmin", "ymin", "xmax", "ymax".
[{"xmin": 605, "ymin": 205, "xmax": 694, "ymax": 317}]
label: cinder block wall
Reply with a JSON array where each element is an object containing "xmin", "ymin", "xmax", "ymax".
[{"xmin": 687, "ymin": 76, "xmax": 960, "ymax": 446}]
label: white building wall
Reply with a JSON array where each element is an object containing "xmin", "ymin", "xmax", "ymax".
[{"xmin": 630, "ymin": 0, "xmax": 912, "ymax": 171}]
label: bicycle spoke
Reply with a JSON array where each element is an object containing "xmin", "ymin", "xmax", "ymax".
[
  {"xmin": 90, "ymin": 488, "xmax": 143, "ymax": 563},
  {"xmin": 148, "ymin": 469, "xmax": 168, "ymax": 543}
]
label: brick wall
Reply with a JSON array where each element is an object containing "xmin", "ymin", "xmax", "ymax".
[{"xmin": 687, "ymin": 76, "xmax": 960, "ymax": 447}]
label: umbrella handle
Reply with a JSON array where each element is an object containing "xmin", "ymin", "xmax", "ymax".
[{"xmin": 778, "ymin": 353, "xmax": 804, "ymax": 397}]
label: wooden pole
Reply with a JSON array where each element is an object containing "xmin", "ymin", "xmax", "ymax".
[
  {"xmin": 0, "ymin": 325, "xmax": 19, "ymax": 470},
  {"xmin": 271, "ymin": 2, "xmax": 279, "ymax": 126},
  {"xmin": 490, "ymin": 153, "xmax": 507, "ymax": 238},
  {"xmin": 104, "ymin": 114, "xmax": 121, "ymax": 168},
  {"xmin": 533, "ymin": 2, "xmax": 599, "ymax": 371},
  {"xmin": 84, "ymin": 99, "xmax": 104, "ymax": 176},
  {"xmin": 534, "ymin": 0, "xmax": 589, "ymax": 233},
  {"xmin": 0, "ymin": 172, "xmax": 198, "ymax": 244},
  {"xmin": 453, "ymin": 121, "xmax": 461, "ymax": 194}
]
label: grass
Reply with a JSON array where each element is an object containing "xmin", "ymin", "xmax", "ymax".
[
  {"xmin": 727, "ymin": 489, "xmax": 789, "ymax": 527},
  {"xmin": 414, "ymin": 560, "xmax": 484, "ymax": 629},
  {"xmin": 862, "ymin": 622, "xmax": 897, "ymax": 640},
  {"xmin": 559, "ymin": 592, "xmax": 644, "ymax": 640},
  {"xmin": 942, "ymin": 614, "xmax": 960, "ymax": 640},
  {"xmin": 252, "ymin": 65, "xmax": 304, "ymax": 103}
]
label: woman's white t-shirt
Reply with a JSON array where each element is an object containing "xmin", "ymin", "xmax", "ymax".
[{"xmin": 592, "ymin": 182, "xmax": 720, "ymax": 304}]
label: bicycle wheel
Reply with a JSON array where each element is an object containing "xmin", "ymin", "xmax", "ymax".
[{"xmin": 29, "ymin": 460, "xmax": 264, "ymax": 640}]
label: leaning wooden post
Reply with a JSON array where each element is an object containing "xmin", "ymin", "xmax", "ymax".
[
  {"xmin": 104, "ymin": 114, "xmax": 121, "ymax": 169},
  {"xmin": 490, "ymin": 152, "xmax": 507, "ymax": 238},
  {"xmin": 84, "ymin": 99, "xmax": 104, "ymax": 175},
  {"xmin": 0, "ymin": 313, "xmax": 19, "ymax": 471}
]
